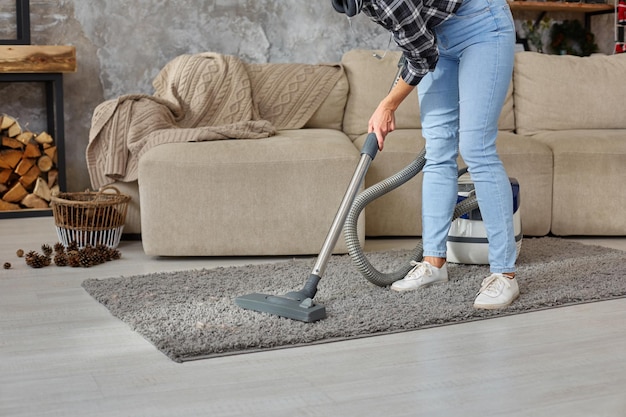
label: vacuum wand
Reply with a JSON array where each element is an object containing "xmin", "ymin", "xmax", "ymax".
[
  {"xmin": 301, "ymin": 59, "xmax": 401, "ymax": 294},
  {"xmin": 311, "ymin": 133, "xmax": 379, "ymax": 278},
  {"xmin": 234, "ymin": 133, "xmax": 379, "ymax": 322}
]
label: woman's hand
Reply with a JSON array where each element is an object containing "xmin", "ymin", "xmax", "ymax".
[
  {"xmin": 367, "ymin": 76, "xmax": 416, "ymax": 151},
  {"xmin": 368, "ymin": 104, "xmax": 396, "ymax": 151}
]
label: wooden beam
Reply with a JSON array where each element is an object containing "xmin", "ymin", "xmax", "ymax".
[
  {"xmin": 0, "ymin": 45, "xmax": 77, "ymax": 73},
  {"xmin": 507, "ymin": 0, "xmax": 614, "ymax": 14}
]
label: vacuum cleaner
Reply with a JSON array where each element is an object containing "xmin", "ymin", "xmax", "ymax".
[{"xmin": 235, "ymin": 57, "xmax": 519, "ymax": 322}]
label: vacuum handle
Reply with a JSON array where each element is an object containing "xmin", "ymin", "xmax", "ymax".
[
  {"xmin": 310, "ymin": 132, "xmax": 379, "ymax": 278},
  {"xmin": 361, "ymin": 132, "xmax": 379, "ymax": 160}
]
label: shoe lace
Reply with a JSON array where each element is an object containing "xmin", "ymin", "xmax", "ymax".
[
  {"xmin": 407, "ymin": 261, "xmax": 432, "ymax": 279},
  {"xmin": 476, "ymin": 274, "xmax": 509, "ymax": 296}
]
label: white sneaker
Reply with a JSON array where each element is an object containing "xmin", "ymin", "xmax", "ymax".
[
  {"xmin": 473, "ymin": 274, "xmax": 519, "ymax": 310},
  {"xmin": 390, "ymin": 261, "xmax": 448, "ymax": 292}
]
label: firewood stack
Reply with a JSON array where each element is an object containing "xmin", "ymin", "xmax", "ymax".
[{"xmin": 0, "ymin": 114, "xmax": 60, "ymax": 211}]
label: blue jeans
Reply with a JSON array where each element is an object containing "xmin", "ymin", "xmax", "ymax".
[{"xmin": 418, "ymin": 0, "xmax": 516, "ymax": 273}]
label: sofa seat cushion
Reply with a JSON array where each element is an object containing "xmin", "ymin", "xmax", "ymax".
[
  {"xmin": 492, "ymin": 132, "xmax": 553, "ymax": 236},
  {"xmin": 532, "ymin": 130, "xmax": 626, "ymax": 235},
  {"xmin": 138, "ymin": 129, "xmax": 364, "ymax": 256},
  {"xmin": 354, "ymin": 130, "xmax": 552, "ymax": 237}
]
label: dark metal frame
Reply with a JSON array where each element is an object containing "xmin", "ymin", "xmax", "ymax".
[
  {"xmin": 0, "ymin": 1, "xmax": 68, "ymax": 218},
  {"xmin": 0, "ymin": 0, "xmax": 31, "ymax": 45}
]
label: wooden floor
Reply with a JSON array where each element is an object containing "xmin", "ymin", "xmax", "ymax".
[{"xmin": 1, "ymin": 216, "xmax": 625, "ymax": 417}]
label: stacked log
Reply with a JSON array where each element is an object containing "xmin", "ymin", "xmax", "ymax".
[{"xmin": 0, "ymin": 114, "xmax": 60, "ymax": 211}]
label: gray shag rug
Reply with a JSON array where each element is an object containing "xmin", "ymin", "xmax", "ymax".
[{"xmin": 82, "ymin": 237, "xmax": 626, "ymax": 362}]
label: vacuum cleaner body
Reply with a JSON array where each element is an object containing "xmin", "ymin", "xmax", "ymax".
[{"xmin": 446, "ymin": 174, "xmax": 522, "ymax": 265}]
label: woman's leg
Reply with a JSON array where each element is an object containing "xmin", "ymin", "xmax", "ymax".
[
  {"xmin": 438, "ymin": 0, "xmax": 519, "ymax": 308},
  {"xmin": 389, "ymin": 54, "xmax": 459, "ymax": 292},
  {"xmin": 434, "ymin": 0, "xmax": 517, "ymax": 274},
  {"xmin": 418, "ymin": 55, "xmax": 460, "ymax": 261},
  {"xmin": 455, "ymin": 0, "xmax": 517, "ymax": 274}
]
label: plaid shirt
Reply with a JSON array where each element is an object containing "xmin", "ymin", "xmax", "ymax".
[{"xmin": 362, "ymin": 0, "xmax": 462, "ymax": 86}]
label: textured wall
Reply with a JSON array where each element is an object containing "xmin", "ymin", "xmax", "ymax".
[{"xmin": 0, "ymin": 0, "xmax": 617, "ymax": 192}]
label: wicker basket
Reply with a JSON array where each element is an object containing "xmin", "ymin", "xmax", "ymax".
[{"xmin": 50, "ymin": 185, "xmax": 131, "ymax": 249}]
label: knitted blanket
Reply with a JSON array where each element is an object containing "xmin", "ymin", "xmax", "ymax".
[{"xmin": 86, "ymin": 52, "xmax": 343, "ymax": 188}]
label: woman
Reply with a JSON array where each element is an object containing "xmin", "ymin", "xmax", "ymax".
[{"xmin": 332, "ymin": 0, "xmax": 519, "ymax": 309}]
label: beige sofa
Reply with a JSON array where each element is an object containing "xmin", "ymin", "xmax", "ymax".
[{"xmin": 105, "ymin": 50, "xmax": 626, "ymax": 256}]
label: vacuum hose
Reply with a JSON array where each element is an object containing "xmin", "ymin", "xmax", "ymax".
[{"xmin": 343, "ymin": 149, "xmax": 479, "ymax": 287}]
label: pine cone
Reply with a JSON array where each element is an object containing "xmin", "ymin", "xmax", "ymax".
[
  {"xmin": 53, "ymin": 253, "xmax": 68, "ymax": 267},
  {"xmin": 41, "ymin": 244, "xmax": 53, "ymax": 257},
  {"xmin": 53, "ymin": 242, "xmax": 65, "ymax": 254},
  {"xmin": 24, "ymin": 250, "xmax": 38, "ymax": 265},
  {"xmin": 78, "ymin": 250, "xmax": 93, "ymax": 268},
  {"xmin": 92, "ymin": 253, "xmax": 106, "ymax": 266},
  {"xmin": 67, "ymin": 251, "xmax": 81, "ymax": 267},
  {"xmin": 95, "ymin": 244, "xmax": 110, "ymax": 261},
  {"xmin": 109, "ymin": 248, "xmax": 121, "ymax": 260},
  {"xmin": 25, "ymin": 251, "xmax": 50, "ymax": 268},
  {"xmin": 96, "ymin": 244, "xmax": 113, "ymax": 264}
]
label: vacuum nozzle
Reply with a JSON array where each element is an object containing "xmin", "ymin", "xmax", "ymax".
[{"xmin": 234, "ymin": 274, "xmax": 327, "ymax": 322}]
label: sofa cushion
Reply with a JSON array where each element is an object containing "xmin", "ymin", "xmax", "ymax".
[
  {"xmin": 491, "ymin": 132, "xmax": 553, "ymax": 236},
  {"xmin": 342, "ymin": 49, "xmax": 515, "ymax": 139},
  {"xmin": 514, "ymin": 52, "xmax": 626, "ymax": 135},
  {"xmin": 304, "ymin": 71, "xmax": 349, "ymax": 130},
  {"xmin": 342, "ymin": 50, "xmax": 421, "ymax": 139},
  {"xmin": 499, "ymin": 81, "xmax": 515, "ymax": 132},
  {"xmin": 532, "ymin": 130, "xmax": 626, "ymax": 235},
  {"xmin": 138, "ymin": 129, "xmax": 365, "ymax": 256}
]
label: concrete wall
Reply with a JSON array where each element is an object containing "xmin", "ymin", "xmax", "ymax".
[{"xmin": 0, "ymin": 0, "xmax": 617, "ymax": 192}]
